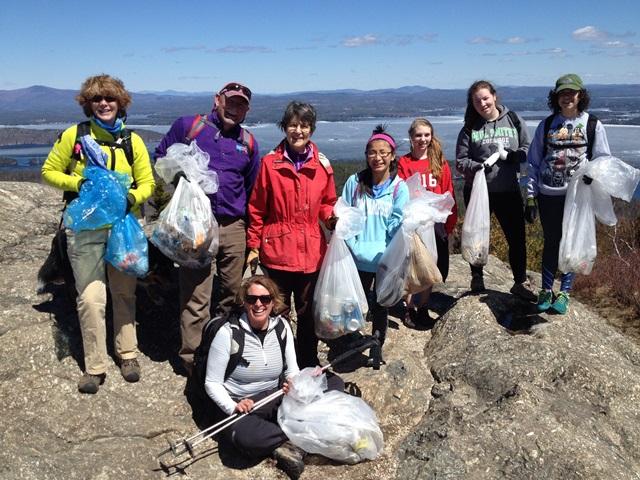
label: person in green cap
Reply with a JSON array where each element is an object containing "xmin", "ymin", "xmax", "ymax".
[{"xmin": 525, "ymin": 73, "xmax": 611, "ymax": 314}]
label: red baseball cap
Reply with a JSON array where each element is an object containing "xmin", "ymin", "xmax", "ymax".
[{"xmin": 218, "ymin": 82, "xmax": 252, "ymax": 102}]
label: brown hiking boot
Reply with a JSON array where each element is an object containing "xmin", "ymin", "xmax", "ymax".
[
  {"xmin": 120, "ymin": 358, "xmax": 141, "ymax": 383},
  {"xmin": 273, "ymin": 441, "xmax": 306, "ymax": 479},
  {"xmin": 78, "ymin": 372, "xmax": 106, "ymax": 394}
]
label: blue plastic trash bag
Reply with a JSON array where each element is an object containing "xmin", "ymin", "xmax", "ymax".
[
  {"xmin": 63, "ymin": 166, "xmax": 131, "ymax": 231},
  {"xmin": 105, "ymin": 213, "xmax": 149, "ymax": 277},
  {"xmin": 80, "ymin": 135, "xmax": 108, "ymax": 168}
]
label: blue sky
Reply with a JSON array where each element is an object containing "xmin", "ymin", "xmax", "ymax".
[{"xmin": 2, "ymin": 0, "xmax": 639, "ymax": 94}]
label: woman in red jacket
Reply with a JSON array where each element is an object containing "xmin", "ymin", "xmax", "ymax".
[
  {"xmin": 246, "ymin": 101, "xmax": 337, "ymax": 368},
  {"xmin": 398, "ymin": 118, "xmax": 457, "ymax": 328}
]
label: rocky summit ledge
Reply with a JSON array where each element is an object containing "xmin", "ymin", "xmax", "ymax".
[{"xmin": 0, "ymin": 181, "xmax": 638, "ymax": 480}]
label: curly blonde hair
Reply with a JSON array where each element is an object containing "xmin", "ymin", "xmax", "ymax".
[
  {"xmin": 75, "ymin": 74, "xmax": 132, "ymax": 118},
  {"xmin": 235, "ymin": 275, "xmax": 286, "ymax": 314}
]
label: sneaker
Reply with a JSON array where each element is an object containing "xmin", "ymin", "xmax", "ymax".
[
  {"xmin": 536, "ymin": 289, "xmax": 554, "ymax": 312},
  {"xmin": 78, "ymin": 372, "xmax": 106, "ymax": 394},
  {"xmin": 510, "ymin": 281, "xmax": 537, "ymax": 302},
  {"xmin": 273, "ymin": 441, "xmax": 306, "ymax": 479},
  {"xmin": 120, "ymin": 358, "xmax": 141, "ymax": 383},
  {"xmin": 550, "ymin": 291, "xmax": 570, "ymax": 314},
  {"xmin": 470, "ymin": 274, "xmax": 485, "ymax": 293}
]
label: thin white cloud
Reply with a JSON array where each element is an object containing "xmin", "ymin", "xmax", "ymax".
[
  {"xmin": 468, "ymin": 36, "xmax": 537, "ymax": 45},
  {"xmin": 342, "ymin": 34, "xmax": 378, "ymax": 47},
  {"xmin": 209, "ymin": 46, "xmax": 273, "ymax": 54},
  {"xmin": 162, "ymin": 45, "xmax": 206, "ymax": 53},
  {"xmin": 572, "ymin": 25, "xmax": 606, "ymax": 41},
  {"xmin": 573, "ymin": 25, "xmax": 638, "ymax": 57}
]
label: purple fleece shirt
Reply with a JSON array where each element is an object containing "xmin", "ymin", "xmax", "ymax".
[{"xmin": 154, "ymin": 112, "xmax": 260, "ymax": 218}]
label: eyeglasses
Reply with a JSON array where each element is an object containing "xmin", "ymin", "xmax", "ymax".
[
  {"xmin": 90, "ymin": 95, "xmax": 117, "ymax": 103},
  {"xmin": 219, "ymin": 83, "xmax": 252, "ymax": 100},
  {"xmin": 286, "ymin": 122, "xmax": 312, "ymax": 132},
  {"xmin": 367, "ymin": 150, "xmax": 393, "ymax": 160},
  {"xmin": 245, "ymin": 294, "xmax": 273, "ymax": 305}
]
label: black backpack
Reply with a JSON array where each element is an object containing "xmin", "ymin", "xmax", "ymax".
[
  {"xmin": 542, "ymin": 113, "xmax": 598, "ymax": 160},
  {"xmin": 192, "ymin": 310, "xmax": 288, "ymax": 397}
]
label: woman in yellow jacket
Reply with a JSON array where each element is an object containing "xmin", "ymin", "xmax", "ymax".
[{"xmin": 42, "ymin": 74, "xmax": 155, "ymax": 394}]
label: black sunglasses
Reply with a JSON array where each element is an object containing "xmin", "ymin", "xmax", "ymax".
[
  {"xmin": 90, "ymin": 95, "xmax": 117, "ymax": 103},
  {"xmin": 245, "ymin": 294, "xmax": 273, "ymax": 305},
  {"xmin": 219, "ymin": 83, "xmax": 252, "ymax": 100}
]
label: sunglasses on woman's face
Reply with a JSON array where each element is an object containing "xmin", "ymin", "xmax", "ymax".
[
  {"xmin": 90, "ymin": 95, "xmax": 117, "ymax": 103},
  {"xmin": 245, "ymin": 294, "xmax": 273, "ymax": 305}
]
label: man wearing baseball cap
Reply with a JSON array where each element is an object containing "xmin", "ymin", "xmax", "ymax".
[{"xmin": 155, "ymin": 82, "xmax": 260, "ymax": 375}]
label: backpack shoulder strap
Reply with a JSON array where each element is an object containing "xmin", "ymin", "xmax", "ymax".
[
  {"xmin": 274, "ymin": 317, "xmax": 287, "ymax": 366},
  {"xmin": 240, "ymin": 128, "xmax": 255, "ymax": 158},
  {"xmin": 317, "ymin": 151, "xmax": 332, "ymax": 173},
  {"xmin": 542, "ymin": 114, "xmax": 555, "ymax": 158},
  {"xmin": 118, "ymin": 129, "xmax": 135, "ymax": 167},
  {"xmin": 185, "ymin": 114, "xmax": 207, "ymax": 143},
  {"xmin": 224, "ymin": 314, "xmax": 246, "ymax": 380},
  {"xmin": 586, "ymin": 113, "xmax": 598, "ymax": 160},
  {"xmin": 507, "ymin": 110, "xmax": 522, "ymax": 135}
]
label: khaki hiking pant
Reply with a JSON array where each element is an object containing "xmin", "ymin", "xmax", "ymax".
[
  {"xmin": 179, "ymin": 218, "xmax": 246, "ymax": 371},
  {"xmin": 66, "ymin": 229, "xmax": 138, "ymax": 375}
]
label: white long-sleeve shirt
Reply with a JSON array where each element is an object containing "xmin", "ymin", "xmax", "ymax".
[{"xmin": 204, "ymin": 313, "xmax": 299, "ymax": 415}]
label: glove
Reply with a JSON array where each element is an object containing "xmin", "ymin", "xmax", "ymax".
[
  {"xmin": 171, "ymin": 171, "xmax": 188, "ymax": 188},
  {"xmin": 125, "ymin": 193, "xmax": 135, "ymax": 214},
  {"xmin": 524, "ymin": 198, "xmax": 538, "ymax": 224},
  {"xmin": 484, "ymin": 163, "xmax": 493, "ymax": 174},
  {"xmin": 324, "ymin": 215, "xmax": 338, "ymax": 231},
  {"xmin": 246, "ymin": 248, "xmax": 259, "ymax": 275},
  {"xmin": 505, "ymin": 150, "xmax": 521, "ymax": 164},
  {"xmin": 583, "ymin": 175, "xmax": 593, "ymax": 185},
  {"xmin": 471, "ymin": 162, "xmax": 484, "ymax": 172}
]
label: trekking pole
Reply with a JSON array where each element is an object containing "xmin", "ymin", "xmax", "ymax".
[
  {"xmin": 157, "ymin": 333, "xmax": 380, "ymax": 461},
  {"xmin": 157, "ymin": 388, "xmax": 285, "ymax": 460}
]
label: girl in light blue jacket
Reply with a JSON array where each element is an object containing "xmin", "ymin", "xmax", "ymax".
[{"xmin": 342, "ymin": 125, "xmax": 409, "ymax": 367}]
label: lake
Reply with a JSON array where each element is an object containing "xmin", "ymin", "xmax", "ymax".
[{"xmin": 2, "ymin": 115, "xmax": 639, "ymax": 188}]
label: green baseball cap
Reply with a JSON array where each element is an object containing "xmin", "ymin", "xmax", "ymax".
[{"xmin": 555, "ymin": 73, "xmax": 584, "ymax": 93}]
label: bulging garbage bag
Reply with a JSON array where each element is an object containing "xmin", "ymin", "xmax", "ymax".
[
  {"xmin": 405, "ymin": 231, "xmax": 442, "ymax": 294},
  {"xmin": 314, "ymin": 198, "xmax": 368, "ymax": 339},
  {"xmin": 278, "ymin": 369, "xmax": 384, "ymax": 464},
  {"xmin": 375, "ymin": 229, "xmax": 412, "ymax": 307},
  {"xmin": 63, "ymin": 166, "xmax": 131, "ymax": 231},
  {"xmin": 559, "ymin": 156, "xmax": 640, "ymax": 275},
  {"xmin": 63, "ymin": 136, "xmax": 131, "ymax": 232},
  {"xmin": 154, "ymin": 141, "xmax": 219, "ymax": 194},
  {"xmin": 461, "ymin": 170, "xmax": 490, "ymax": 266},
  {"xmin": 150, "ymin": 177, "xmax": 218, "ymax": 268},
  {"xmin": 105, "ymin": 213, "xmax": 149, "ymax": 277}
]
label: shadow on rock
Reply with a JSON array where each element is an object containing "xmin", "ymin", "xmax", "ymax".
[{"xmin": 478, "ymin": 289, "xmax": 549, "ymax": 334}]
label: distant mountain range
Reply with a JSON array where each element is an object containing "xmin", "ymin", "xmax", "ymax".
[{"xmin": 1, "ymin": 84, "xmax": 639, "ymax": 125}]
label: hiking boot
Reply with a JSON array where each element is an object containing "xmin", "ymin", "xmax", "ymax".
[
  {"xmin": 273, "ymin": 441, "xmax": 306, "ymax": 479},
  {"xmin": 120, "ymin": 358, "xmax": 141, "ymax": 383},
  {"xmin": 402, "ymin": 307, "xmax": 418, "ymax": 328},
  {"xmin": 550, "ymin": 291, "xmax": 570, "ymax": 315},
  {"xmin": 78, "ymin": 372, "xmax": 106, "ymax": 394},
  {"xmin": 470, "ymin": 274, "xmax": 485, "ymax": 293},
  {"xmin": 510, "ymin": 281, "xmax": 537, "ymax": 302},
  {"xmin": 536, "ymin": 289, "xmax": 554, "ymax": 312}
]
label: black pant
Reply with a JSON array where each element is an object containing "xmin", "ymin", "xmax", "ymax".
[
  {"xmin": 435, "ymin": 232, "xmax": 450, "ymax": 282},
  {"xmin": 215, "ymin": 374, "xmax": 345, "ymax": 458},
  {"xmin": 262, "ymin": 266, "xmax": 320, "ymax": 369},
  {"xmin": 358, "ymin": 271, "xmax": 388, "ymax": 347},
  {"xmin": 463, "ymin": 186, "xmax": 527, "ymax": 284}
]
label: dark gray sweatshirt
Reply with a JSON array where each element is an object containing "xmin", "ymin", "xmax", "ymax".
[{"xmin": 455, "ymin": 105, "xmax": 530, "ymax": 193}]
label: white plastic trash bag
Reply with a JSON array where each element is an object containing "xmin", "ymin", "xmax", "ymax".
[
  {"xmin": 314, "ymin": 198, "xmax": 368, "ymax": 339},
  {"xmin": 375, "ymin": 229, "xmax": 412, "ymax": 307},
  {"xmin": 461, "ymin": 170, "xmax": 490, "ymax": 266},
  {"xmin": 150, "ymin": 177, "xmax": 219, "ymax": 268},
  {"xmin": 277, "ymin": 368, "xmax": 384, "ymax": 464},
  {"xmin": 154, "ymin": 141, "xmax": 219, "ymax": 194},
  {"xmin": 559, "ymin": 156, "xmax": 640, "ymax": 275}
]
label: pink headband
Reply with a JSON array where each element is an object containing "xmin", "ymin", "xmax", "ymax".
[{"xmin": 367, "ymin": 133, "xmax": 396, "ymax": 151}]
